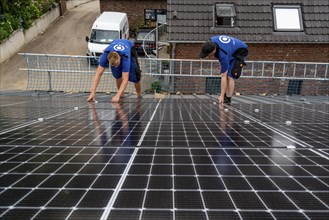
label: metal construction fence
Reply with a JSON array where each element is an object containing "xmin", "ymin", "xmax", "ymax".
[
  {"xmin": 142, "ymin": 22, "xmax": 168, "ymax": 58},
  {"xmin": 20, "ymin": 53, "xmax": 329, "ymax": 95}
]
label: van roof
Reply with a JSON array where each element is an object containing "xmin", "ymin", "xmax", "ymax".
[{"xmin": 92, "ymin": 12, "xmax": 127, "ymax": 30}]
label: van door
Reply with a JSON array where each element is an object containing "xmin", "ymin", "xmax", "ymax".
[{"xmin": 123, "ymin": 21, "xmax": 129, "ymax": 39}]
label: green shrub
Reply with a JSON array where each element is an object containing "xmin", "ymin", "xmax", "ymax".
[
  {"xmin": 0, "ymin": 13, "xmax": 20, "ymax": 42},
  {"xmin": 4, "ymin": 14, "xmax": 20, "ymax": 30},
  {"xmin": 0, "ymin": 0, "xmax": 60, "ymax": 43},
  {"xmin": 0, "ymin": 20, "xmax": 13, "ymax": 42},
  {"xmin": 35, "ymin": 0, "xmax": 58, "ymax": 14},
  {"xmin": 151, "ymin": 81, "xmax": 162, "ymax": 93}
]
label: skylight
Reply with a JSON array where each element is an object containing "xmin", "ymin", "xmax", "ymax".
[
  {"xmin": 215, "ymin": 4, "xmax": 236, "ymax": 27},
  {"xmin": 273, "ymin": 5, "xmax": 304, "ymax": 31}
]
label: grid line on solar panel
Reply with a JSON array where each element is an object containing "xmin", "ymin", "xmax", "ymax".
[
  {"xmin": 0, "ymin": 147, "xmax": 329, "ymax": 219},
  {"xmin": 0, "ymin": 147, "xmax": 136, "ymax": 219},
  {"xmin": 230, "ymin": 103, "xmax": 329, "ymax": 124},
  {"xmin": 0, "ymin": 119, "xmax": 148, "ymax": 147},
  {"xmin": 1, "ymin": 93, "xmax": 329, "ymax": 220},
  {"xmin": 141, "ymin": 121, "xmax": 309, "ymax": 148},
  {"xmin": 99, "ymin": 147, "xmax": 326, "ymax": 219},
  {"xmin": 1, "ymin": 96, "xmax": 328, "ymax": 149}
]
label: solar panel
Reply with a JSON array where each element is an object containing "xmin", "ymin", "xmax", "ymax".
[{"xmin": 0, "ymin": 92, "xmax": 328, "ymax": 220}]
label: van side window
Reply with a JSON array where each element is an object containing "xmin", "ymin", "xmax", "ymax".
[{"xmin": 120, "ymin": 30, "xmax": 123, "ymax": 38}]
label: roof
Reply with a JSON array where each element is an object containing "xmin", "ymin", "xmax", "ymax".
[
  {"xmin": 92, "ymin": 12, "xmax": 127, "ymax": 30},
  {"xmin": 167, "ymin": 0, "xmax": 329, "ymax": 43}
]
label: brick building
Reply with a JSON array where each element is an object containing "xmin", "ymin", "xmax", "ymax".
[
  {"xmin": 100, "ymin": 0, "xmax": 329, "ymax": 95},
  {"xmin": 167, "ymin": 0, "xmax": 329, "ymax": 62},
  {"xmin": 99, "ymin": 0, "xmax": 167, "ymax": 35},
  {"xmin": 99, "ymin": 0, "xmax": 329, "ymax": 62}
]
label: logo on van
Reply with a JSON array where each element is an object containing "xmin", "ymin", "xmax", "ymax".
[{"xmin": 114, "ymin": 44, "xmax": 125, "ymax": 51}]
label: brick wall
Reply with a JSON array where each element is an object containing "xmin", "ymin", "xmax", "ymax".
[
  {"xmin": 99, "ymin": 0, "xmax": 166, "ymax": 32},
  {"xmin": 170, "ymin": 76, "xmax": 329, "ymax": 95},
  {"xmin": 98, "ymin": 0, "xmax": 328, "ymax": 95},
  {"xmin": 172, "ymin": 43, "xmax": 329, "ymax": 95},
  {"xmin": 173, "ymin": 43, "xmax": 329, "ymax": 62},
  {"xmin": 249, "ymin": 44, "xmax": 329, "ymax": 63}
]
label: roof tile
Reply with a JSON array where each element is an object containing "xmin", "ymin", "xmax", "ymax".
[{"xmin": 168, "ymin": 0, "xmax": 329, "ymax": 43}]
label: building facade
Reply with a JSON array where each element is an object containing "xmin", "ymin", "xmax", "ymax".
[
  {"xmin": 99, "ymin": 0, "xmax": 167, "ymax": 35},
  {"xmin": 100, "ymin": 0, "xmax": 329, "ymax": 95},
  {"xmin": 167, "ymin": 0, "xmax": 329, "ymax": 62}
]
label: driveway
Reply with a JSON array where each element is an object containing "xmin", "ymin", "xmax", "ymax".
[{"xmin": 0, "ymin": 0, "xmax": 100, "ymax": 91}]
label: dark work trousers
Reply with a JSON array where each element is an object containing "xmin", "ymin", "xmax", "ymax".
[{"xmin": 131, "ymin": 46, "xmax": 142, "ymax": 81}]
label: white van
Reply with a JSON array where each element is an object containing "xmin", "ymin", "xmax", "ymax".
[{"xmin": 86, "ymin": 11, "xmax": 129, "ymax": 63}]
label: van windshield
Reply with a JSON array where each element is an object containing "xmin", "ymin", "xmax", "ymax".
[
  {"xmin": 90, "ymin": 29, "xmax": 119, "ymax": 44},
  {"xmin": 136, "ymin": 32, "xmax": 155, "ymax": 41}
]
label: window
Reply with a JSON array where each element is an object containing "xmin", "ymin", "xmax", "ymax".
[
  {"xmin": 145, "ymin": 9, "xmax": 156, "ymax": 21},
  {"xmin": 273, "ymin": 5, "xmax": 303, "ymax": 31},
  {"xmin": 90, "ymin": 30, "xmax": 119, "ymax": 44},
  {"xmin": 145, "ymin": 9, "xmax": 167, "ymax": 23},
  {"xmin": 287, "ymin": 80, "xmax": 303, "ymax": 95},
  {"xmin": 215, "ymin": 4, "xmax": 236, "ymax": 27},
  {"xmin": 206, "ymin": 77, "xmax": 221, "ymax": 94},
  {"xmin": 156, "ymin": 9, "xmax": 167, "ymax": 24}
]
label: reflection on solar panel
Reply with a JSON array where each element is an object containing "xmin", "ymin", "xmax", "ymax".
[{"xmin": 0, "ymin": 92, "xmax": 328, "ymax": 220}]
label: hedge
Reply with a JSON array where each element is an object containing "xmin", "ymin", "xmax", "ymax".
[{"xmin": 0, "ymin": 0, "xmax": 60, "ymax": 43}]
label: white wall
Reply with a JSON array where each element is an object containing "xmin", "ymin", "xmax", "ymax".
[
  {"xmin": 25, "ymin": 7, "xmax": 61, "ymax": 45},
  {"xmin": 0, "ymin": 30, "xmax": 25, "ymax": 63},
  {"xmin": 66, "ymin": 0, "xmax": 93, "ymax": 10}
]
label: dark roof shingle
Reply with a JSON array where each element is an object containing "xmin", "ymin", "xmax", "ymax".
[{"xmin": 167, "ymin": 0, "xmax": 329, "ymax": 43}]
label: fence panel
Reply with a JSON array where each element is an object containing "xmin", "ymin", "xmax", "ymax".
[{"xmin": 20, "ymin": 53, "xmax": 329, "ymax": 95}]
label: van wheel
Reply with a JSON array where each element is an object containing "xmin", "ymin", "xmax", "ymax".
[
  {"xmin": 87, "ymin": 57, "xmax": 97, "ymax": 66},
  {"xmin": 87, "ymin": 56, "xmax": 92, "ymax": 66}
]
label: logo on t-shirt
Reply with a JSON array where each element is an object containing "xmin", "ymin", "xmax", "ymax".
[
  {"xmin": 113, "ymin": 44, "xmax": 125, "ymax": 51},
  {"xmin": 219, "ymin": 36, "xmax": 231, "ymax": 44}
]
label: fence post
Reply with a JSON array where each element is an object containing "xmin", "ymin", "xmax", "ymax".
[
  {"xmin": 47, "ymin": 55, "xmax": 52, "ymax": 92},
  {"xmin": 60, "ymin": 0, "xmax": 67, "ymax": 16},
  {"xmin": 170, "ymin": 60, "xmax": 174, "ymax": 93}
]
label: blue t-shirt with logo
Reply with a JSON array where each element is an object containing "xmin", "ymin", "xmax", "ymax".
[
  {"xmin": 99, "ymin": 39, "xmax": 139, "ymax": 82},
  {"xmin": 210, "ymin": 35, "xmax": 248, "ymax": 74}
]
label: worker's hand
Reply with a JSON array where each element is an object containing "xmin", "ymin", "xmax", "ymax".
[
  {"xmin": 111, "ymin": 95, "xmax": 120, "ymax": 103},
  {"xmin": 111, "ymin": 102, "xmax": 120, "ymax": 109},
  {"xmin": 219, "ymin": 95, "xmax": 224, "ymax": 104},
  {"xmin": 87, "ymin": 93, "xmax": 95, "ymax": 102},
  {"xmin": 219, "ymin": 103, "xmax": 224, "ymax": 111}
]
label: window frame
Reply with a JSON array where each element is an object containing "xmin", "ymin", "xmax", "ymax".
[
  {"xmin": 272, "ymin": 5, "xmax": 304, "ymax": 32},
  {"xmin": 144, "ymin": 9, "xmax": 167, "ymax": 23},
  {"xmin": 214, "ymin": 3, "xmax": 236, "ymax": 28}
]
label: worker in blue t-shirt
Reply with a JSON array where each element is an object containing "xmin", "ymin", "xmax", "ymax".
[
  {"xmin": 87, "ymin": 39, "xmax": 142, "ymax": 103},
  {"xmin": 199, "ymin": 35, "xmax": 248, "ymax": 104}
]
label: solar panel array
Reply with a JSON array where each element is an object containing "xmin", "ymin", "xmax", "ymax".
[{"xmin": 0, "ymin": 92, "xmax": 328, "ymax": 220}]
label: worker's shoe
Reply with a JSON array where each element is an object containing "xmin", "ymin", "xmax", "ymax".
[{"xmin": 224, "ymin": 94, "xmax": 232, "ymax": 104}]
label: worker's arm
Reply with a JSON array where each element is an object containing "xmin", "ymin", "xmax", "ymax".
[
  {"xmin": 87, "ymin": 65, "xmax": 105, "ymax": 102},
  {"xmin": 219, "ymin": 71, "xmax": 228, "ymax": 104}
]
